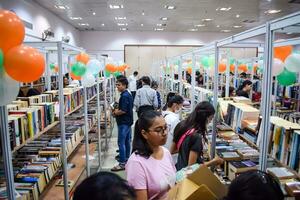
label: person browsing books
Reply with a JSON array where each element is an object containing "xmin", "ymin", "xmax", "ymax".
[
  {"xmin": 111, "ymin": 76, "xmax": 134, "ymax": 171},
  {"xmin": 236, "ymin": 80, "xmax": 252, "ymax": 98},
  {"xmin": 170, "ymin": 101, "xmax": 224, "ymax": 170},
  {"xmin": 126, "ymin": 110, "xmax": 176, "ymax": 200}
]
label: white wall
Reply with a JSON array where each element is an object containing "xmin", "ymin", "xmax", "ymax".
[
  {"xmin": 81, "ymin": 31, "xmax": 232, "ymax": 61},
  {"xmin": 0, "ymin": 0, "xmax": 81, "ymax": 46}
]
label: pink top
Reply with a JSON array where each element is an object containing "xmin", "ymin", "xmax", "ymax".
[{"xmin": 126, "ymin": 147, "xmax": 176, "ymax": 200}]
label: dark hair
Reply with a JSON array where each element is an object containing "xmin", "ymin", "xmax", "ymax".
[
  {"xmin": 167, "ymin": 95, "xmax": 184, "ymax": 108},
  {"xmin": 162, "ymin": 92, "xmax": 176, "ymax": 111},
  {"xmin": 141, "ymin": 76, "xmax": 151, "ymax": 85},
  {"xmin": 73, "ymin": 172, "xmax": 136, "ymax": 200},
  {"xmin": 116, "ymin": 76, "xmax": 129, "ymax": 88},
  {"xmin": 151, "ymin": 81, "xmax": 158, "ymax": 88},
  {"xmin": 224, "ymin": 170, "xmax": 284, "ymax": 200},
  {"xmin": 133, "ymin": 71, "xmax": 138, "ymax": 76},
  {"xmin": 222, "ymin": 86, "xmax": 235, "ymax": 97},
  {"xmin": 239, "ymin": 80, "xmax": 252, "ymax": 90},
  {"xmin": 173, "ymin": 101, "xmax": 215, "ymax": 143},
  {"xmin": 132, "ymin": 110, "xmax": 161, "ymax": 158},
  {"xmin": 240, "ymin": 72, "xmax": 247, "ymax": 78}
]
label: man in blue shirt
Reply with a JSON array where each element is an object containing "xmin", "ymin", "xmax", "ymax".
[{"xmin": 111, "ymin": 76, "xmax": 133, "ymax": 171}]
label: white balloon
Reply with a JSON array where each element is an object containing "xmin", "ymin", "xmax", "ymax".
[
  {"xmin": 285, "ymin": 53, "xmax": 300, "ymax": 73},
  {"xmin": 87, "ymin": 59, "xmax": 101, "ymax": 75},
  {"xmin": 272, "ymin": 58, "xmax": 285, "ymax": 76},
  {"xmin": 82, "ymin": 73, "xmax": 95, "ymax": 87},
  {"xmin": 0, "ymin": 70, "xmax": 20, "ymax": 106}
]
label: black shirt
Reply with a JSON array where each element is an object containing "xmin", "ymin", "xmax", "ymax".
[
  {"xmin": 176, "ymin": 132, "xmax": 204, "ymax": 170},
  {"xmin": 236, "ymin": 90, "xmax": 249, "ymax": 98},
  {"xmin": 116, "ymin": 90, "xmax": 134, "ymax": 126}
]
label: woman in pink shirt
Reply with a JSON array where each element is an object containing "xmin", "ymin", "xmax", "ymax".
[{"xmin": 126, "ymin": 110, "xmax": 176, "ymax": 200}]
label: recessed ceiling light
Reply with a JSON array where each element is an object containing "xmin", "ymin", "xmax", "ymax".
[
  {"xmin": 93, "ymin": 12, "xmax": 96, "ymax": 15},
  {"xmin": 264, "ymin": 9, "xmax": 281, "ymax": 14},
  {"xmin": 233, "ymin": 25, "xmax": 242, "ymax": 28},
  {"xmin": 164, "ymin": 5, "xmax": 176, "ymax": 10},
  {"xmin": 236, "ymin": 14, "xmax": 240, "ymax": 18},
  {"xmin": 189, "ymin": 28, "xmax": 198, "ymax": 31},
  {"xmin": 141, "ymin": 23, "xmax": 144, "ymax": 26},
  {"xmin": 161, "ymin": 17, "xmax": 168, "ymax": 21},
  {"xmin": 157, "ymin": 23, "xmax": 162, "ymax": 27},
  {"xmin": 115, "ymin": 17, "xmax": 127, "ymax": 20},
  {"xmin": 109, "ymin": 5, "xmax": 124, "ymax": 9},
  {"xmin": 78, "ymin": 23, "xmax": 89, "ymax": 26},
  {"xmin": 216, "ymin": 25, "xmax": 220, "ymax": 28},
  {"xmin": 142, "ymin": 11, "xmax": 145, "ymax": 16},
  {"xmin": 221, "ymin": 29, "xmax": 231, "ymax": 32},
  {"xmin": 101, "ymin": 23, "xmax": 105, "ymax": 26},
  {"xmin": 216, "ymin": 7, "xmax": 232, "ymax": 11},
  {"xmin": 55, "ymin": 5, "xmax": 69, "ymax": 10},
  {"xmin": 117, "ymin": 23, "xmax": 128, "ymax": 26},
  {"xmin": 120, "ymin": 28, "xmax": 128, "ymax": 31},
  {"xmin": 194, "ymin": 24, "xmax": 206, "ymax": 27},
  {"xmin": 202, "ymin": 18, "xmax": 213, "ymax": 22},
  {"xmin": 70, "ymin": 17, "xmax": 82, "ymax": 20},
  {"xmin": 155, "ymin": 28, "xmax": 164, "ymax": 31}
]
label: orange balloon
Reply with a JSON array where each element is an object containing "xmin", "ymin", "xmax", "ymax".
[
  {"xmin": 187, "ymin": 67, "xmax": 192, "ymax": 75},
  {"xmin": 230, "ymin": 64, "xmax": 235, "ymax": 72},
  {"xmin": 54, "ymin": 65, "xmax": 59, "ymax": 73},
  {"xmin": 274, "ymin": 46, "xmax": 292, "ymax": 62},
  {"xmin": 0, "ymin": 10, "xmax": 25, "ymax": 53},
  {"xmin": 238, "ymin": 64, "xmax": 248, "ymax": 72},
  {"xmin": 105, "ymin": 63, "xmax": 116, "ymax": 72},
  {"xmin": 4, "ymin": 45, "xmax": 45, "ymax": 83},
  {"xmin": 253, "ymin": 63, "xmax": 258, "ymax": 72},
  {"xmin": 76, "ymin": 52, "xmax": 90, "ymax": 64},
  {"xmin": 70, "ymin": 72, "xmax": 81, "ymax": 80},
  {"xmin": 218, "ymin": 63, "xmax": 226, "ymax": 73}
]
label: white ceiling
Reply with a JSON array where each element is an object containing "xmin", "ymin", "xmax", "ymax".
[{"xmin": 33, "ymin": 0, "xmax": 300, "ymax": 33}]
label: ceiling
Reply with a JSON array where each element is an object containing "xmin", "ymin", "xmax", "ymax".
[{"xmin": 33, "ymin": 0, "xmax": 300, "ymax": 33}]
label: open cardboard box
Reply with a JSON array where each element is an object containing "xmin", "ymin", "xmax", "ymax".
[{"xmin": 167, "ymin": 165, "xmax": 227, "ymax": 200}]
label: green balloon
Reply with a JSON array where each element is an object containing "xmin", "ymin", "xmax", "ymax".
[
  {"xmin": 277, "ymin": 68, "xmax": 297, "ymax": 86},
  {"xmin": 71, "ymin": 62, "xmax": 87, "ymax": 76},
  {"xmin": 113, "ymin": 71, "xmax": 122, "ymax": 77},
  {"xmin": 201, "ymin": 56, "xmax": 209, "ymax": 68},
  {"xmin": 0, "ymin": 49, "xmax": 3, "ymax": 70},
  {"xmin": 104, "ymin": 70, "xmax": 111, "ymax": 78},
  {"xmin": 50, "ymin": 63, "xmax": 55, "ymax": 70},
  {"xmin": 229, "ymin": 58, "xmax": 235, "ymax": 65}
]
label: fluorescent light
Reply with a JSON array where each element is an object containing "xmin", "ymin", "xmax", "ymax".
[
  {"xmin": 78, "ymin": 23, "xmax": 89, "ymax": 26},
  {"xmin": 221, "ymin": 29, "xmax": 231, "ymax": 32},
  {"xmin": 101, "ymin": 23, "xmax": 105, "ymax": 26},
  {"xmin": 236, "ymin": 14, "xmax": 240, "ymax": 18},
  {"xmin": 109, "ymin": 5, "xmax": 124, "ymax": 9},
  {"xmin": 189, "ymin": 28, "xmax": 198, "ymax": 31},
  {"xmin": 70, "ymin": 17, "xmax": 82, "ymax": 20},
  {"xmin": 194, "ymin": 24, "xmax": 205, "ymax": 27},
  {"xmin": 115, "ymin": 17, "xmax": 127, "ymax": 20},
  {"xmin": 155, "ymin": 28, "xmax": 164, "ymax": 31},
  {"xmin": 233, "ymin": 25, "xmax": 242, "ymax": 28},
  {"xmin": 93, "ymin": 12, "xmax": 96, "ymax": 15},
  {"xmin": 117, "ymin": 23, "xmax": 128, "ymax": 26},
  {"xmin": 161, "ymin": 17, "xmax": 168, "ymax": 21},
  {"xmin": 202, "ymin": 18, "xmax": 213, "ymax": 22},
  {"xmin": 286, "ymin": 32, "xmax": 293, "ymax": 35},
  {"xmin": 216, "ymin": 7, "xmax": 231, "ymax": 11},
  {"xmin": 120, "ymin": 28, "xmax": 128, "ymax": 31},
  {"xmin": 141, "ymin": 24, "xmax": 144, "ymax": 26},
  {"xmin": 264, "ymin": 9, "xmax": 281, "ymax": 14},
  {"xmin": 164, "ymin": 5, "xmax": 176, "ymax": 10},
  {"xmin": 216, "ymin": 25, "xmax": 220, "ymax": 28},
  {"xmin": 142, "ymin": 12, "xmax": 145, "ymax": 16},
  {"xmin": 157, "ymin": 23, "xmax": 162, "ymax": 26},
  {"xmin": 55, "ymin": 5, "xmax": 69, "ymax": 10}
]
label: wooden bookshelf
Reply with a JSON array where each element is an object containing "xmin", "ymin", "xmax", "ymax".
[{"xmin": 12, "ymin": 121, "xmax": 60, "ymax": 154}]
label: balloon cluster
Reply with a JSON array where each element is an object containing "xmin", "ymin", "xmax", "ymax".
[
  {"xmin": 104, "ymin": 62, "xmax": 128, "ymax": 78},
  {"xmin": 0, "ymin": 10, "xmax": 46, "ymax": 106}
]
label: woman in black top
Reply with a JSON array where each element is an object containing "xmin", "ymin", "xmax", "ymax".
[
  {"xmin": 170, "ymin": 101, "xmax": 223, "ymax": 170},
  {"xmin": 236, "ymin": 80, "xmax": 252, "ymax": 98}
]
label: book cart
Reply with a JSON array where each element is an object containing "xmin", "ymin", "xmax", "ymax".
[
  {"xmin": 0, "ymin": 41, "xmax": 113, "ymax": 200},
  {"xmin": 155, "ymin": 11, "xmax": 300, "ymax": 199}
]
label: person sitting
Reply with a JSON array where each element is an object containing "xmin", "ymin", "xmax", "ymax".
[
  {"xmin": 224, "ymin": 170, "xmax": 284, "ymax": 200},
  {"xmin": 221, "ymin": 86, "xmax": 236, "ymax": 97},
  {"xmin": 73, "ymin": 171, "xmax": 136, "ymax": 200},
  {"xmin": 236, "ymin": 80, "xmax": 252, "ymax": 98}
]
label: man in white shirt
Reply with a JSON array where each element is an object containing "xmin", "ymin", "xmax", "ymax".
[
  {"xmin": 134, "ymin": 76, "xmax": 158, "ymax": 117},
  {"xmin": 128, "ymin": 71, "xmax": 138, "ymax": 101}
]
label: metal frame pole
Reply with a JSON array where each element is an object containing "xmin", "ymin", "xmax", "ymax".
[
  {"xmin": 211, "ymin": 42, "xmax": 219, "ymax": 160},
  {"xmin": 104, "ymin": 76, "xmax": 108, "ymax": 150},
  {"xmin": 191, "ymin": 53, "xmax": 196, "ymax": 109},
  {"xmin": 225, "ymin": 56, "xmax": 230, "ymax": 97},
  {"xmin": 250, "ymin": 60, "xmax": 255, "ymax": 100},
  {"xmin": 57, "ymin": 42, "xmax": 69, "ymax": 200},
  {"xmin": 67, "ymin": 55, "xmax": 72, "ymax": 83},
  {"xmin": 179, "ymin": 56, "xmax": 183, "ymax": 96},
  {"xmin": 45, "ymin": 52, "xmax": 51, "ymax": 91},
  {"xmin": 0, "ymin": 106, "xmax": 16, "ymax": 200},
  {"xmin": 234, "ymin": 60, "xmax": 239, "ymax": 89},
  {"xmin": 259, "ymin": 22, "xmax": 273, "ymax": 171},
  {"xmin": 96, "ymin": 75, "xmax": 102, "ymax": 169},
  {"xmin": 83, "ymin": 87, "xmax": 90, "ymax": 176}
]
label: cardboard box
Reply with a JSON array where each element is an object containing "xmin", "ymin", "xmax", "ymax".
[{"xmin": 167, "ymin": 165, "xmax": 227, "ymax": 200}]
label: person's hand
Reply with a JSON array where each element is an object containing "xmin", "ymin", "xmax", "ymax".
[{"xmin": 212, "ymin": 157, "xmax": 224, "ymax": 165}]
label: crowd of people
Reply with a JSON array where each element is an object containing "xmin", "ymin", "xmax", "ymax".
[{"xmin": 73, "ymin": 71, "xmax": 282, "ymax": 200}]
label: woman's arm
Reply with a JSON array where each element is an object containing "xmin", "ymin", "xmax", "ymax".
[
  {"xmin": 136, "ymin": 190, "xmax": 148, "ymax": 200},
  {"xmin": 188, "ymin": 150, "xmax": 198, "ymax": 166},
  {"xmin": 204, "ymin": 157, "xmax": 224, "ymax": 167},
  {"xmin": 170, "ymin": 142, "xmax": 178, "ymax": 154}
]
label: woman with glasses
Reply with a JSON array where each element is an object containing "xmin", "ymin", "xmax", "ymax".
[
  {"xmin": 126, "ymin": 110, "xmax": 176, "ymax": 200},
  {"xmin": 171, "ymin": 101, "xmax": 224, "ymax": 170}
]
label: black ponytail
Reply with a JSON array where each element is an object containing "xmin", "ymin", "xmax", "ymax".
[{"xmin": 167, "ymin": 95, "xmax": 184, "ymax": 108}]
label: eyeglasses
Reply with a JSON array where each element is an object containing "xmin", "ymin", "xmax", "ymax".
[{"xmin": 148, "ymin": 125, "xmax": 168, "ymax": 135}]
